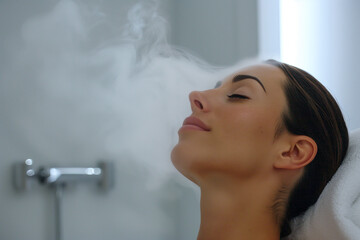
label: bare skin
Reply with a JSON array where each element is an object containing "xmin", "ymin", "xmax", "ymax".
[
  {"xmin": 171, "ymin": 63, "xmax": 317, "ymax": 240},
  {"xmin": 197, "ymin": 174, "xmax": 281, "ymax": 240}
]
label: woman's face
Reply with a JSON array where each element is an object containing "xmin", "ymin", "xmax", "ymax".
[{"xmin": 171, "ymin": 63, "xmax": 288, "ymax": 183}]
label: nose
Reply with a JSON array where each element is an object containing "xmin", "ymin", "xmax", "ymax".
[{"xmin": 189, "ymin": 91, "xmax": 210, "ymax": 113}]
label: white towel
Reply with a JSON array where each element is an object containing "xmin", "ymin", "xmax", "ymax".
[{"xmin": 286, "ymin": 128, "xmax": 360, "ymax": 240}]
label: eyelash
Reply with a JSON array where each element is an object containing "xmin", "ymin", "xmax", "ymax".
[{"xmin": 227, "ymin": 94, "xmax": 249, "ymax": 100}]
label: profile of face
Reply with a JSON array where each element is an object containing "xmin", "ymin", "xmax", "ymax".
[{"xmin": 171, "ymin": 63, "xmax": 291, "ymax": 185}]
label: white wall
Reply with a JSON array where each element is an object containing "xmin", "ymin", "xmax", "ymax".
[
  {"xmin": 280, "ymin": 0, "xmax": 360, "ymax": 131},
  {"xmin": 257, "ymin": 0, "xmax": 280, "ymax": 60}
]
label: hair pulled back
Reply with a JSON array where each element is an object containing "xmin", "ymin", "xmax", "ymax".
[{"xmin": 266, "ymin": 59, "xmax": 349, "ymax": 238}]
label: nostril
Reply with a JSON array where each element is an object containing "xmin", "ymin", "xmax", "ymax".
[{"xmin": 194, "ymin": 100, "xmax": 203, "ymax": 109}]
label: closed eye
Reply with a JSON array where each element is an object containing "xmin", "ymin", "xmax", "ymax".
[{"xmin": 227, "ymin": 94, "xmax": 250, "ymax": 100}]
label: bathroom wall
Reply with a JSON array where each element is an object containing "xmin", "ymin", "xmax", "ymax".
[
  {"xmin": 257, "ymin": 0, "xmax": 280, "ymax": 60},
  {"xmin": 166, "ymin": 0, "xmax": 258, "ymax": 66},
  {"xmin": 280, "ymin": 0, "xmax": 360, "ymax": 131}
]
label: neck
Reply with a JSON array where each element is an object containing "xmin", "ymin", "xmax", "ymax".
[{"xmin": 197, "ymin": 175, "xmax": 280, "ymax": 240}]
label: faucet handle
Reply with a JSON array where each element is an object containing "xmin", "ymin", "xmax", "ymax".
[
  {"xmin": 37, "ymin": 166, "xmax": 50, "ymax": 184},
  {"xmin": 13, "ymin": 159, "xmax": 36, "ymax": 191}
]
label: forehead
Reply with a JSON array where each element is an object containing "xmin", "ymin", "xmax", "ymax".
[{"xmin": 223, "ymin": 63, "xmax": 287, "ymax": 91}]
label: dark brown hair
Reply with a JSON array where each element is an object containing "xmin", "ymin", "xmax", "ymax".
[{"xmin": 265, "ymin": 59, "xmax": 349, "ymax": 238}]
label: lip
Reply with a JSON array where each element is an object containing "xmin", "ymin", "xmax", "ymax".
[{"xmin": 181, "ymin": 116, "xmax": 211, "ymax": 131}]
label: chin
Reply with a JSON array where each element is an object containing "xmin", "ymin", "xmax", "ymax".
[
  {"xmin": 170, "ymin": 144, "xmax": 201, "ymax": 184},
  {"xmin": 170, "ymin": 144, "xmax": 187, "ymax": 171}
]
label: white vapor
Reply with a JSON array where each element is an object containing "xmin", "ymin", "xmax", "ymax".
[
  {"xmin": 1, "ymin": 0, "xmax": 217, "ymax": 183},
  {"xmin": 0, "ymin": 0, "xmax": 253, "ymax": 239}
]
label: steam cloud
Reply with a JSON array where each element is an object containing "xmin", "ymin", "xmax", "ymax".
[
  {"xmin": 1, "ymin": 0, "xmax": 219, "ymax": 183},
  {"xmin": 0, "ymin": 0, "xmax": 252, "ymax": 239}
]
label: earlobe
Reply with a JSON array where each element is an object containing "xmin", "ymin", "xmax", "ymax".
[{"xmin": 274, "ymin": 136, "xmax": 318, "ymax": 170}]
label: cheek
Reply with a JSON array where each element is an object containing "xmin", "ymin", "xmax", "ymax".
[
  {"xmin": 214, "ymin": 106, "xmax": 276, "ymax": 164},
  {"xmin": 221, "ymin": 105, "xmax": 274, "ymax": 142}
]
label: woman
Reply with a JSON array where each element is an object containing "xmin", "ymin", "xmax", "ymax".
[{"xmin": 171, "ymin": 59, "xmax": 349, "ymax": 239}]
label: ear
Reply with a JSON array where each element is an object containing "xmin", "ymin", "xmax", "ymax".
[{"xmin": 274, "ymin": 135, "xmax": 318, "ymax": 170}]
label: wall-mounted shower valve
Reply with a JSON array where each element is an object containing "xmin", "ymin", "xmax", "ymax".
[{"xmin": 13, "ymin": 159, "xmax": 115, "ymax": 191}]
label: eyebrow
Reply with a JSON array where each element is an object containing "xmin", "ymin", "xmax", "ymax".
[
  {"xmin": 232, "ymin": 74, "xmax": 267, "ymax": 93},
  {"xmin": 215, "ymin": 74, "xmax": 267, "ymax": 93}
]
